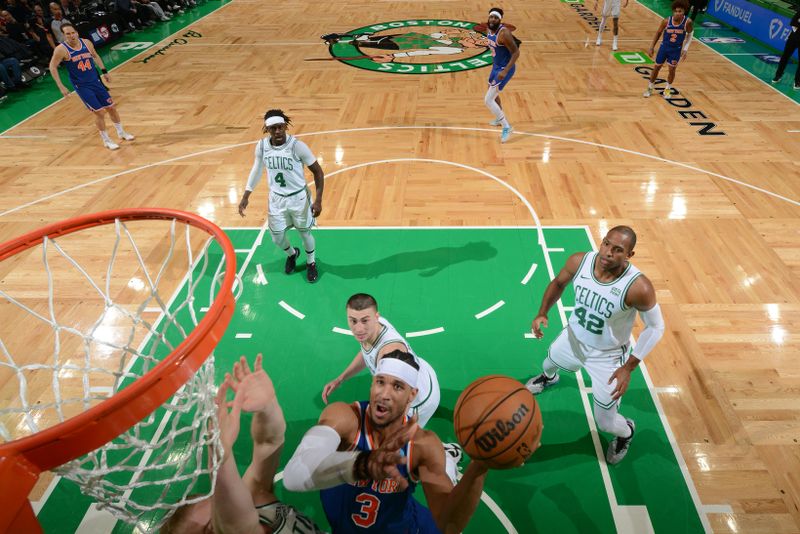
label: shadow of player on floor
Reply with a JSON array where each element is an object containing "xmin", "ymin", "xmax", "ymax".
[{"xmin": 320, "ymin": 241, "xmax": 498, "ymax": 279}]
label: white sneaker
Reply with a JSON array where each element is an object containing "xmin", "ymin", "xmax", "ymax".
[
  {"xmin": 104, "ymin": 140, "xmax": 120, "ymax": 150},
  {"xmin": 643, "ymin": 87, "xmax": 652, "ymax": 98},
  {"xmin": 596, "ymin": 34, "xmax": 602, "ymax": 46},
  {"xmin": 662, "ymin": 87, "xmax": 674, "ymax": 99},
  {"xmin": 119, "ymin": 132, "xmax": 135, "ymax": 141},
  {"xmin": 606, "ymin": 418, "xmax": 635, "ymax": 464},
  {"xmin": 612, "ymin": 37, "xmax": 618, "ymax": 51},
  {"xmin": 500, "ymin": 126, "xmax": 513, "ymax": 143},
  {"xmin": 525, "ymin": 372, "xmax": 560, "ymax": 394}
]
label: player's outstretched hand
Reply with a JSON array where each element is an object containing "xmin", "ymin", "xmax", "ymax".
[
  {"xmin": 215, "ymin": 376, "xmax": 243, "ymax": 459},
  {"xmin": 59, "ymin": 86, "xmax": 69, "ymax": 97},
  {"xmin": 227, "ymin": 353, "xmax": 277, "ymax": 413},
  {"xmin": 322, "ymin": 377, "xmax": 341, "ymax": 404},
  {"xmin": 238, "ymin": 197, "xmax": 248, "ymax": 217},
  {"xmin": 531, "ymin": 314, "xmax": 548, "ymax": 339},
  {"xmin": 364, "ymin": 415, "xmax": 419, "ymax": 490}
]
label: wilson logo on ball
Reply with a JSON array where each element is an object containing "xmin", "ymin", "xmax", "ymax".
[{"xmin": 475, "ymin": 403, "xmax": 530, "ymax": 452}]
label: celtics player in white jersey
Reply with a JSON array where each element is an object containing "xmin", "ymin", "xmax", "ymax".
[
  {"xmin": 238, "ymin": 109, "xmax": 325, "ymax": 283},
  {"xmin": 322, "ymin": 293, "xmax": 442, "ymax": 427},
  {"xmin": 162, "ymin": 354, "xmax": 325, "ymax": 534},
  {"xmin": 526, "ymin": 226, "xmax": 665, "ymax": 464}
]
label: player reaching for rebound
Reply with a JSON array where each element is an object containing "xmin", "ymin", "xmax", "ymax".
[
  {"xmin": 285, "ymin": 350, "xmax": 499, "ymax": 534},
  {"xmin": 643, "ymin": 0, "xmax": 694, "ymax": 99},
  {"xmin": 48, "ymin": 23, "xmax": 135, "ymax": 150},
  {"xmin": 525, "ymin": 226, "xmax": 665, "ymax": 464},
  {"xmin": 238, "ymin": 110, "xmax": 325, "ymax": 283},
  {"xmin": 484, "ymin": 7, "xmax": 520, "ymax": 143}
]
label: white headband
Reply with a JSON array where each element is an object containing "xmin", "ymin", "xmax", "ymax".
[
  {"xmin": 376, "ymin": 358, "xmax": 418, "ymax": 389},
  {"xmin": 489, "ymin": 10, "xmax": 503, "ymax": 19},
  {"xmin": 265, "ymin": 116, "xmax": 286, "ymax": 127}
]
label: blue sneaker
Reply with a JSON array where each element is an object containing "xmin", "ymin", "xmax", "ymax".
[{"xmin": 501, "ymin": 126, "xmax": 513, "ymax": 143}]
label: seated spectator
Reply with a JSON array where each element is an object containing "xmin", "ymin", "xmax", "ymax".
[
  {"xmin": 31, "ymin": 4, "xmax": 56, "ymax": 49},
  {"xmin": 0, "ymin": 10, "xmax": 52, "ymax": 61},
  {"xmin": 48, "ymin": 3, "xmax": 71, "ymax": 43},
  {"xmin": 0, "ymin": 52, "xmax": 24, "ymax": 91},
  {"xmin": 115, "ymin": 0, "xmax": 153, "ymax": 31},
  {"xmin": 6, "ymin": 0, "xmax": 33, "ymax": 24},
  {"xmin": 137, "ymin": 0, "xmax": 171, "ymax": 22}
]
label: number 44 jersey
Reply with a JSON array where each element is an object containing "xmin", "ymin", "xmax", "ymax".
[{"xmin": 569, "ymin": 252, "xmax": 642, "ymax": 350}]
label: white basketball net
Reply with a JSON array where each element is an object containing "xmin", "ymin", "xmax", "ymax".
[{"xmin": 0, "ymin": 217, "xmax": 233, "ymax": 532}]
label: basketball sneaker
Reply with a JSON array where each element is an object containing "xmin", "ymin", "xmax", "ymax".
[
  {"xmin": 771, "ymin": 76, "xmax": 781, "ymax": 84},
  {"xmin": 596, "ymin": 34, "xmax": 602, "ymax": 46},
  {"xmin": 306, "ymin": 262, "xmax": 318, "ymax": 283},
  {"xmin": 104, "ymin": 139, "xmax": 120, "ymax": 150},
  {"xmin": 606, "ymin": 418, "xmax": 635, "ymax": 464},
  {"xmin": 612, "ymin": 36, "xmax": 618, "ymax": 51},
  {"xmin": 794, "ymin": 83, "xmax": 800, "ymax": 90},
  {"xmin": 444, "ymin": 442, "xmax": 463, "ymax": 465},
  {"xmin": 662, "ymin": 87, "xmax": 674, "ymax": 99},
  {"xmin": 119, "ymin": 132, "xmax": 135, "ymax": 141},
  {"xmin": 501, "ymin": 126, "xmax": 513, "ymax": 143},
  {"xmin": 643, "ymin": 86, "xmax": 653, "ymax": 97},
  {"xmin": 525, "ymin": 372, "xmax": 559, "ymax": 394},
  {"xmin": 285, "ymin": 247, "xmax": 300, "ymax": 274}
]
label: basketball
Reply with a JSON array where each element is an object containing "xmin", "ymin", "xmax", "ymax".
[{"xmin": 454, "ymin": 375, "xmax": 543, "ymax": 469}]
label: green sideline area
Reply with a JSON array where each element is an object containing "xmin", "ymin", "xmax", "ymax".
[{"xmin": 35, "ymin": 227, "xmax": 704, "ymax": 533}]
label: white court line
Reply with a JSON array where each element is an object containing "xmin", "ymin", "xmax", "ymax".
[
  {"xmin": 234, "ymin": 248, "xmax": 251, "ymax": 253},
  {"xmin": 524, "ymin": 332, "xmax": 536, "ymax": 339},
  {"xmin": 788, "ymin": 130, "xmax": 800, "ymax": 133},
  {"xmin": 255, "ymin": 263, "xmax": 268, "ymax": 285},
  {"xmin": 88, "ymin": 386, "xmax": 113, "ymax": 395},
  {"xmin": 143, "ymin": 306, "xmax": 162, "ymax": 313},
  {"xmin": 547, "ymin": 247, "xmax": 565, "ymax": 252},
  {"xmin": 406, "ymin": 327, "xmax": 445, "ymax": 337},
  {"xmin": 475, "ymin": 300, "xmax": 505, "ymax": 319},
  {"xmin": 0, "ymin": 135, "xmax": 48, "ymax": 139},
  {"xmin": 563, "ymin": 305, "xmax": 575, "ymax": 311},
  {"xmin": 200, "ymin": 306, "xmax": 209, "ymax": 312},
  {"xmin": 235, "ymin": 333, "xmax": 252, "ymax": 339},
  {"xmin": 279, "ymin": 300, "xmax": 305, "ymax": 320},
  {"xmin": 332, "ymin": 327, "xmax": 353, "ymax": 335},
  {"xmin": 583, "ymin": 226, "xmax": 711, "ymax": 532},
  {"xmin": 3, "ymin": 125, "xmax": 798, "ymax": 219},
  {"xmin": 521, "ymin": 262, "xmax": 537, "ymax": 285}
]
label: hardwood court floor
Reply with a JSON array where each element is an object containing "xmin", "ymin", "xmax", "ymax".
[{"xmin": 0, "ymin": 0, "xmax": 799, "ymax": 532}]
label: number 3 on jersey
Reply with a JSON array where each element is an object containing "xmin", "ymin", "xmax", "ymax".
[
  {"xmin": 351, "ymin": 493, "xmax": 380, "ymax": 528},
  {"xmin": 274, "ymin": 172, "xmax": 286, "ymax": 187},
  {"xmin": 573, "ymin": 307, "xmax": 604, "ymax": 335}
]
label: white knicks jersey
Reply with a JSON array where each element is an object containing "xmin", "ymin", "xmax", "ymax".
[
  {"xmin": 568, "ymin": 252, "xmax": 643, "ymax": 350},
  {"xmin": 256, "ymin": 134, "xmax": 316, "ymax": 193},
  {"xmin": 361, "ymin": 317, "xmax": 437, "ymax": 409}
]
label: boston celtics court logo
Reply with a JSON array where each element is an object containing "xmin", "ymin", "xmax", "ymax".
[{"xmin": 317, "ymin": 19, "xmax": 493, "ymax": 74}]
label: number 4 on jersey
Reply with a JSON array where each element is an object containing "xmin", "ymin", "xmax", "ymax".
[{"xmin": 274, "ymin": 172, "xmax": 286, "ymax": 187}]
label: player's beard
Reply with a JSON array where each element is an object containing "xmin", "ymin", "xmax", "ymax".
[{"xmin": 487, "ymin": 20, "xmax": 500, "ymax": 31}]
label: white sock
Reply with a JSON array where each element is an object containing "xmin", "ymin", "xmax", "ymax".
[
  {"xmin": 444, "ymin": 449, "xmax": 459, "ymax": 486},
  {"xmin": 113, "ymin": 122, "xmax": 125, "ymax": 135},
  {"xmin": 543, "ymin": 357, "xmax": 558, "ymax": 379},
  {"xmin": 484, "ymin": 86, "xmax": 509, "ymax": 128},
  {"xmin": 598, "ymin": 18, "xmax": 607, "ymax": 34},
  {"xmin": 99, "ymin": 130, "xmax": 111, "ymax": 142},
  {"xmin": 299, "ymin": 231, "xmax": 316, "ymax": 264},
  {"xmin": 665, "ymin": 83, "xmax": 671, "ymax": 90},
  {"xmin": 612, "ymin": 35, "xmax": 618, "ymax": 44},
  {"xmin": 648, "ymin": 81, "xmax": 654, "ymax": 89}
]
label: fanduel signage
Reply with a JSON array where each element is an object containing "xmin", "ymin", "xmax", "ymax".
[{"xmin": 707, "ymin": 0, "xmax": 792, "ymax": 51}]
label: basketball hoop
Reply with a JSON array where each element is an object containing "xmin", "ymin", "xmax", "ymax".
[{"xmin": 0, "ymin": 209, "xmax": 236, "ymax": 533}]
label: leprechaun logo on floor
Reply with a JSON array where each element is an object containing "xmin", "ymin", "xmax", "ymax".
[{"xmin": 319, "ymin": 19, "xmax": 493, "ymax": 74}]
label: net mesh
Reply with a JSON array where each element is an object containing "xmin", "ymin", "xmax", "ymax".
[{"xmin": 0, "ymin": 216, "xmax": 232, "ymax": 531}]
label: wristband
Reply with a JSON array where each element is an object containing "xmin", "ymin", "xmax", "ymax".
[{"xmin": 101, "ymin": 68, "xmax": 108, "ymax": 74}]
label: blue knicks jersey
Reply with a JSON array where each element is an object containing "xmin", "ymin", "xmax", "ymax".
[
  {"xmin": 320, "ymin": 402, "xmax": 440, "ymax": 534},
  {"xmin": 661, "ymin": 16, "xmax": 688, "ymax": 50},
  {"xmin": 62, "ymin": 39, "xmax": 100, "ymax": 86},
  {"xmin": 487, "ymin": 25, "xmax": 512, "ymax": 67}
]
